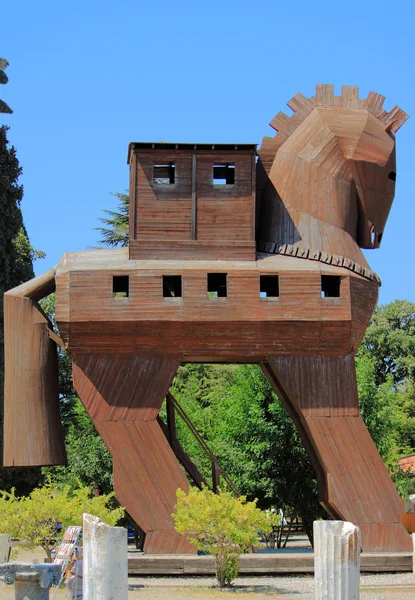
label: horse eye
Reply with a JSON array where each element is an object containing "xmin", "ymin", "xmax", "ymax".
[{"xmin": 388, "ymin": 172, "xmax": 396, "ymax": 181}]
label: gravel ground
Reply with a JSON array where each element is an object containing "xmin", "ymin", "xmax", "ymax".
[
  {"xmin": 0, "ymin": 572, "xmax": 413, "ymax": 599},
  {"xmin": 3, "ymin": 544, "xmax": 414, "ymax": 599},
  {"xmin": 126, "ymin": 573, "xmax": 415, "ymax": 599}
]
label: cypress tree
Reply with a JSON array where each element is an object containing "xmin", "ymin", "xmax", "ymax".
[{"xmin": 0, "ymin": 59, "xmax": 41, "ymax": 492}]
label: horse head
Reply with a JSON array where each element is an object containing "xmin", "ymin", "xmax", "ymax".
[{"xmin": 257, "ymin": 85, "xmax": 408, "ymax": 260}]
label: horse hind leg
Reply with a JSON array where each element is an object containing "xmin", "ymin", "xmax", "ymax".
[{"xmin": 262, "ymin": 354, "xmax": 412, "ymax": 552}]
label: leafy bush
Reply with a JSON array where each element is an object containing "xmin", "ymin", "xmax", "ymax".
[
  {"xmin": 172, "ymin": 487, "xmax": 271, "ymax": 587},
  {"xmin": 0, "ymin": 483, "xmax": 124, "ymax": 561}
]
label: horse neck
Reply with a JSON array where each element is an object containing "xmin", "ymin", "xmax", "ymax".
[{"xmin": 258, "ymin": 145, "xmax": 369, "ymax": 268}]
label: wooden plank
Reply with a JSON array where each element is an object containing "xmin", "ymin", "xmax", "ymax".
[
  {"xmin": 5, "ymin": 268, "xmax": 56, "ymax": 300},
  {"xmin": 129, "ymin": 151, "xmax": 137, "ymax": 241},
  {"xmin": 366, "ymin": 91, "xmax": 386, "ymax": 117},
  {"xmin": 191, "ymin": 153, "xmax": 197, "ymax": 240},
  {"xmin": 3, "ymin": 294, "xmax": 66, "ymax": 466},
  {"xmin": 72, "ymin": 354, "xmax": 181, "ymax": 422},
  {"xmin": 341, "ymin": 85, "xmax": 359, "ymax": 108},
  {"xmin": 127, "ymin": 552, "xmax": 413, "ymax": 575},
  {"xmin": 286, "ymin": 92, "xmax": 314, "ymax": 120},
  {"xmin": 383, "ymin": 105, "xmax": 409, "ymax": 133},
  {"xmin": 315, "ymin": 84, "xmax": 334, "ymax": 106}
]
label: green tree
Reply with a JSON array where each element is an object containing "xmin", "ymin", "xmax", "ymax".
[
  {"xmin": 0, "ymin": 58, "xmax": 12, "ymax": 114},
  {"xmin": 0, "ymin": 483, "xmax": 123, "ymax": 561},
  {"xmin": 358, "ymin": 300, "xmax": 415, "ymax": 453},
  {"xmin": 173, "ymin": 487, "xmax": 270, "ymax": 587},
  {"xmin": 95, "ymin": 192, "xmax": 129, "ymax": 247},
  {"xmin": 0, "ymin": 59, "xmax": 43, "ymax": 489},
  {"xmin": 356, "ymin": 356, "xmax": 404, "ymax": 461},
  {"xmin": 358, "ymin": 300, "xmax": 415, "ymax": 386}
]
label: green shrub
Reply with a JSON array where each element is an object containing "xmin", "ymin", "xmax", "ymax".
[
  {"xmin": 172, "ymin": 487, "xmax": 271, "ymax": 587},
  {"xmin": 0, "ymin": 483, "xmax": 123, "ymax": 561}
]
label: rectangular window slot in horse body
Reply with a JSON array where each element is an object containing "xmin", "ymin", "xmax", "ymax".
[
  {"xmin": 321, "ymin": 275, "xmax": 341, "ymax": 298},
  {"xmin": 163, "ymin": 275, "xmax": 182, "ymax": 297},
  {"xmin": 207, "ymin": 273, "xmax": 227, "ymax": 297},
  {"xmin": 260, "ymin": 275, "xmax": 279, "ymax": 297},
  {"xmin": 113, "ymin": 276, "xmax": 129, "ymax": 298}
]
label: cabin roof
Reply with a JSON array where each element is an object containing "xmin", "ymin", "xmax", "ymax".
[
  {"xmin": 127, "ymin": 142, "xmax": 257, "ymax": 162},
  {"xmin": 55, "ymin": 246, "xmax": 352, "ymax": 277}
]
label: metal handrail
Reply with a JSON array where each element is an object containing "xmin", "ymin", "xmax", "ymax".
[{"xmin": 167, "ymin": 392, "xmax": 239, "ymax": 496}]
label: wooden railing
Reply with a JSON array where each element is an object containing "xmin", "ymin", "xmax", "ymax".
[{"xmin": 158, "ymin": 392, "xmax": 239, "ymax": 496}]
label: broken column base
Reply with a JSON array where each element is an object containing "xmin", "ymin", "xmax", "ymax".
[
  {"xmin": 83, "ymin": 513, "xmax": 128, "ymax": 600},
  {"xmin": 0, "ymin": 562, "xmax": 61, "ymax": 600},
  {"xmin": 314, "ymin": 521, "xmax": 361, "ymax": 600}
]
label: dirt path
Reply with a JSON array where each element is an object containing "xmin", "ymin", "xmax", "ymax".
[
  {"xmin": 2, "ymin": 546, "xmax": 414, "ymax": 599},
  {"xmin": 0, "ymin": 581, "xmax": 414, "ymax": 600}
]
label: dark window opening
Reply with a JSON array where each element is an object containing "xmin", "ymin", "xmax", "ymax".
[
  {"xmin": 388, "ymin": 171, "xmax": 396, "ymax": 181},
  {"xmin": 163, "ymin": 275, "xmax": 182, "ymax": 298},
  {"xmin": 213, "ymin": 163, "xmax": 235, "ymax": 185},
  {"xmin": 370, "ymin": 225, "xmax": 376, "ymax": 246},
  {"xmin": 321, "ymin": 275, "xmax": 341, "ymax": 298},
  {"xmin": 113, "ymin": 275, "xmax": 129, "ymax": 298},
  {"xmin": 260, "ymin": 275, "xmax": 279, "ymax": 298},
  {"xmin": 153, "ymin": 163, "xmax": 175, "ymax": 184},
  {"xmin": 207, "ymin": 273, "xmax": 227, "ymax": 297}
]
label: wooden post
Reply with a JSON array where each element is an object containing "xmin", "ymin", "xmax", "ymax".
[
  {"xmin": 212, "ymin": 462, "xmax": 220, "ymax": 493},
  {"xmin": 3, "ymin": 270, "xmax": 66, "ymax": 467},
  {"xmin": 166, "ymin": 394, "xmax": 177, "ymax": 448},
  {"xmin": 191, "ymin": 152, "xmax": 197, "ymax": 240}
]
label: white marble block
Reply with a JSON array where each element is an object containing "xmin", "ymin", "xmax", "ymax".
[
  {"xmin": 83, "ymin": 513, "xmax": 128, "ymax": 600},
  {"xmin": 0, "ymin": 534, "xmax": 11, "ymax": 562},
  {"xmin": 314, "ymin": 520, "xmax": 361, "ymax": 600},
  {"xmin": 412, "ymin": 533, "xmax": 415, "ymax": 575}
]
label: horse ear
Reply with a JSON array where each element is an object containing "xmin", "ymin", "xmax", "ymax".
[{"xmin": 382, "ymin": 106, "xmax": 409, "ymax": 133}]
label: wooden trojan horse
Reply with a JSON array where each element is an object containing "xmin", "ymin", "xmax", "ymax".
[{"xmin": 3, "ymin": 84, "xmax": 412, "ymax": 554}]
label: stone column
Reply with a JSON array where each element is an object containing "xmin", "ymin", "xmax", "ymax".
[
  {"xmin": 0, "ymin": 534, "xmax": 11, "ymax": 562},
  {"xmin": 83, "ymin": 513, "xmax": 128, "ymax": 600},
  {"xmin": 314, "ymin": 521, "xmax": 361, "ymax": 600},
  {"xmin": 0, "ymin": 562, "xmax": 61, "ymax": 600}
]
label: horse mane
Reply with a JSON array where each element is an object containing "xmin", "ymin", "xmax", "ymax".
[{"xmin": 258, "ymin": 84, "xmax": 408, "ymax": 179}]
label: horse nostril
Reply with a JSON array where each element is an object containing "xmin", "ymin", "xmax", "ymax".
[{"xmin": 388, "ymin": 172, "xmax": 396, "ymax": 181}]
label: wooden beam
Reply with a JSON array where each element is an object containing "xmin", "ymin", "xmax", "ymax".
[
  {"xmin": 166, "ymin": 392, "xmax": 177, "ymax": 447},
  {"xmin": 4, "ymin": 268, "xmax": 55, "ymax": 301},
  {"xmin": 212, "ymin": 462, "xmax": 220, "ymax": 493},
  {"xmin": 191, "ymin": 153, "xmax": 197, "ymax": 240},
  {"xmin": 3, "ymin": 294, "xmax": 66, "ymax": 466}
]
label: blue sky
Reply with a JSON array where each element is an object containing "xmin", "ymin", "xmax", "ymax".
[{"xmin": 2, "ymin": 0, "xmax": 414, "ymax": 304}]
